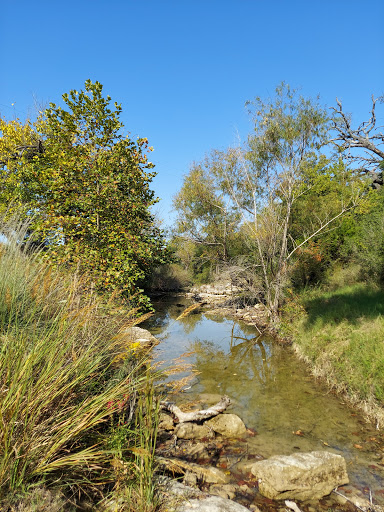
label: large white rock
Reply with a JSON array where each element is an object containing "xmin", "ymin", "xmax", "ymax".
[
  {"xmin": 175, "ymin": 496, "xmax": 255, "ymax": 512},
  {"xmin": 205, "ymin": 414, "xmax": 247, "ymax": 438},
  {"xmin": 157, "ymin": 478, "xmax": 260, "ymax": 512},
  {"xmin": 250, "ymin": 451, "xmax": 349, "ymax": 500}
]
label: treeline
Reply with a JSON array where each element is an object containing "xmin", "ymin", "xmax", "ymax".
[
  {"xmin": 0, "ymin": 80, "xmax": 171, "ymax": 310},
  {"xmin": 172, "ymin": 83, "xmax": 384, "ymax": 320}
]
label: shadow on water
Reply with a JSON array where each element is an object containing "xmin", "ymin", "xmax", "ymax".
[
  {"xmin": 145, "ymin": 296, "xmax": 384, "ymax": 504},
  {"xmin": 302, "ymin": 285, "xmax": 384, "ymax": 328}
]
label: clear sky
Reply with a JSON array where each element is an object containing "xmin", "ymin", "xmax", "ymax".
[{"xmin": 1, "ymin": 0, "xmax": 383, "ymax": 227}]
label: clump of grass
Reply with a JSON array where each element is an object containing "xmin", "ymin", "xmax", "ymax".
[
  {"xmin": 286, "ymin": 282, "xmax": 384, "ymax": 425},
  {"xmin": 0, "ymin": 217, "xmax": 162, "ymax": 509}
]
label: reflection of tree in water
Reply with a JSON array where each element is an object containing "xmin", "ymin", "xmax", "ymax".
[
  {"xmin": 143, "ymin": 300, "xmax": 203, "ymax": 337},
  {"xmin": 177, "ymin": 311, "xmax": 203, "ymax": 334},
  {"xmin": 191, "ymin": 327, "xmax": 274, "ymax": 392}
]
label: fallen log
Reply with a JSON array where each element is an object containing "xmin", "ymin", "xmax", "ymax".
[{"xmin": 160, "ymin": 395, "xmax": 231, "ymax": 423}]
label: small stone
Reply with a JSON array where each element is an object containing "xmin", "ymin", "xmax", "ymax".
[
  {"xmin": 181, "ymin": 442, "xmax": 210, "ymax": 460},
  {"xmin": 209, "ymin": 484, "xmax": 237, "ymax": 500},
  {"xmin": 205, "ymin": 414, "xmax": 247, "ymax": 438},
  {"xmin": 183, "ymin": 471, "xmax": 198, "ymax": 487},
  {"xmin": 159, "ymin": 413, "xmax": 175, "ymax": 430},
  {"xmin": 120, "ymin": 326, "xmax": 158, "ymax": 349}
]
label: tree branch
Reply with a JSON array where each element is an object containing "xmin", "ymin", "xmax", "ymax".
[{"xmin": 160, "ymin": 395, "xmax": 231, "ymax": 423}]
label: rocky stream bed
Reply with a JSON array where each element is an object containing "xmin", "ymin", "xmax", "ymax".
[{"xmin": 135, "ymin": 291, "xmax": 384, "ymax": 512}]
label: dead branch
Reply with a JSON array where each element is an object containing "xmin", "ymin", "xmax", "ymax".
[
  {"xmin": 160, "ymin": 395, "xmax": 231, "ymax": 423},
  {"xmin": 330, "ymin": 96, "xmax": 384, "ymax": 185}
]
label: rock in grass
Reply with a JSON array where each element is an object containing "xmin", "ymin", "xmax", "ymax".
[
  {"xmin": 205, "ymin": 414, "xmax": 247, "ymax": 438},
  {"xmin": 250, "ymin": 451, "xmax": 349, "ymax": 500},
  {"xmin": 120, "ymin": 326, "xmax": 158, "ymax": 348}
]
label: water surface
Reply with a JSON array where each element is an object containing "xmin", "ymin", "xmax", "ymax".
[{"xmin": 146, "ymin": 296, "xmax": 384, "ymax": 502}]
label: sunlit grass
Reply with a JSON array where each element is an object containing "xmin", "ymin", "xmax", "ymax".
[{"xmin": 286, "ymin": 283, "xmax": 384, "ymax": 421}]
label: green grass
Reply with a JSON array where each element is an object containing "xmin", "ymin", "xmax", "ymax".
[
  {"xmin": 0, "ymin": 217, "xmax": 162, "ymax": 510},
  {"xmin": 283, "ymin": 282, "xmax": 384, "ymax": 417}
]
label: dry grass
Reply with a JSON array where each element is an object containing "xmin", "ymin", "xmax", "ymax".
[{"xmin": 0, "ymin": 217, "xmax": 162, "ymax": 510}]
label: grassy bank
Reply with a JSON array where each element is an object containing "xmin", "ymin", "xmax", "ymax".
[
  {"xmin": 0, "ymin": 219, "xmax": 161, "ymax": 511},
  {"xmin": 282, "ymin": 282, "xmax": 384, "ymax": 425}
]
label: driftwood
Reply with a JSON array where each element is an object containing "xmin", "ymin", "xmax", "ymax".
[
  {"xmin": 161, "ymin": 395, "xmax": 231, "ymax": 423},
  {"xmin": 285, "ymin": 501, "xmax": 303, "ymax": 512}
]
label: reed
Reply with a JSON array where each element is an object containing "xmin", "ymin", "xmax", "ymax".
[{"xmin": 0, "ymin": 216, "xmax": 162, "ymax": 510}]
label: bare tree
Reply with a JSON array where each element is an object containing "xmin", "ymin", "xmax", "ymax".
[{"xmin": 331, "ymin": 95, "xmax": 384, "ymax": 188}]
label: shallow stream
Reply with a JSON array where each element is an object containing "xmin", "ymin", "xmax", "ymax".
[{"xmin": 145, "ymin": 296, "xmax": 384, "ymax": 508}]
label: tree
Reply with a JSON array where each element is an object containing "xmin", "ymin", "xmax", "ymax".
[
  {"xmin": 218, "ymin": 84, "xmax": 361, "ymax": 319},
  {"xmin": 173, "ymin": 153, "xmax": 240, "ymax": 269},
  {"xmin": 331, "ymin": 95, "xmax": 384, "ymax": 188},
  {"xmin": 0, "ymin": 80, "xmax": 170, "ymax": 308}
]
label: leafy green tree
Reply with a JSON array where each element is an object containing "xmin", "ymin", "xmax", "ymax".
[
  {"xmin": 174, "ymin": 84, "xmax": 363, "ymax": 319},
  {"xmin": 0, "ymin": 80, "xmax": 170, "ymax": 308},
  {"xmin": 342, "ymin": 188, "xmax": 384, "ymax": 282},
  {"xmin": 173, "ymin": 153, "xmax": 240, "ymax": 265}
]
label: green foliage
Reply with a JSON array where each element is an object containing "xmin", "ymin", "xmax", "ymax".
[
  {"xmin": 341, "ymin": 188, "xmax": 384, "ymax": 282},
  {"xmin": 173, "ymin": 152, "xmax": 240, "ymax": 263},
  {"xmin": 0, "ymin": 80, "xmax": 170, "ymax": 309},
  {"xmin": 145, "ymin": 263, "xmax": 192, "ymax": 292}
]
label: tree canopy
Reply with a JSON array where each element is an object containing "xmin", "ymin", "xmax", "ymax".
[
  {"xmin": 0, "ymin": 80, "xmax": 170, "ymax": 308},
  {"xmin": 173, "ymin": 83, "xmax": 373, "ymax": 319}
]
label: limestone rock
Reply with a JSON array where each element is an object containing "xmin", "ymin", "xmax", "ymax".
[
  {"xmin": 209, "ymin": 484, "xmax": 237, "ymax": 500},
  {"xmin": 175, "ymin": 422, "xmax": 214, "ymax": 440},
  {"xmin": 183, "ymin": 471, "xmax": 198, "ymax": 486},
  {"xmin": 175, "ymin": 495, "xmax": 251, "ymax": 512},
  {"xmin": 157, "ymin": 478, "xmax": 258, "ymax": 512},
  {"xmin": 181, "ymin": 442, "xmax": 210, "ymax": 460},
  {"xmin": 120, "ymin": 326, "xmax": 158, "ymax": 348},
  {"xmin": 159, "ymin": 413, "xmax": 175, "ymax": 430},
  {"xmin": 205, "ymin": 414, "xmax": 247, "ymax": 438},
  {"xmin": 250, "ymin": 451, "xmax": 349, "ymax": 501}
]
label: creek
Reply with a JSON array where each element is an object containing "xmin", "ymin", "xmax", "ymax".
[{"xmin": 145, "ymin": 296, "xmax": 384, "ymax": 508}]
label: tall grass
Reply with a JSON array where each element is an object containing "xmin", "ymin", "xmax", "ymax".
[{"xmin": 0, "ymin": 218, "xmax": 161, "ymax": 509}]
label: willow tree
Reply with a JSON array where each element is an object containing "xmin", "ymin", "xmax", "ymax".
[
  {"xmin": 222, "ymin": 84, "xmax": 360, "ymax": 320},
  {"xmin": 0, "ymin": 80, "xmax": 170, "ymax": 308}
]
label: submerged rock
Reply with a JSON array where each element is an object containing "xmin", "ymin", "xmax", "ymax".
[
  {"xmin": 180, "ymin": 442, "xmax": 210, "ymax": 460},
  {"xmin": 250, "ymin": 450, "xmax": 349, "ymax": 500},
  {"xmin": 208, "ymin": 484, "xmax": 237, "ymax": 500},
  {"xmin": 205, "ymin": 414, "xmax": 247, "ymax": 438}
]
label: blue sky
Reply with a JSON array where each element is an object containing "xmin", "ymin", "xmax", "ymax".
[{"xmin": 1, "ymin": 0, "xmax": 383, "ymax": 226}]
